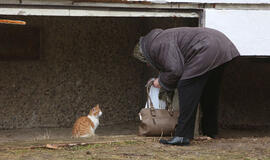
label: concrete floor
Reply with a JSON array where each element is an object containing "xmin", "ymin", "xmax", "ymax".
[
  {"xmin": 0, "ymin": 122, "xmax": 269, "ymax": 144},
  {"xmin": 0, "ymin": 122, "xmax": 138, "ymax": 143}
]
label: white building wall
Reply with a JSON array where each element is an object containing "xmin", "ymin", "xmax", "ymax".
[
  {"xmin": 130, "ymin": 0, "xmax": 270, "ymax": 4},
  {"xmin": 205, "ymin": 9, "xmax": 270, "ymax": 56}
]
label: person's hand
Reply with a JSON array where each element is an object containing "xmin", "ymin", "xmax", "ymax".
[
  {"xmin": 145, "ymin": 78, "xmax": 155, "ymax": 87},
  {"xmin": 153, "ymin": 78, "xmax": 161, "ymax": 88}
]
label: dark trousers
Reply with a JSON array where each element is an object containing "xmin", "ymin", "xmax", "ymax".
[{"xmin": 174, "ymin": 64, "xmax": 226, "ymax": 139}]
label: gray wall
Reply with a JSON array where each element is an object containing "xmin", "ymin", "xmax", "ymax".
[{"xmin": 0, "ymin": 16, "xmax": 198, "ymax": 129}]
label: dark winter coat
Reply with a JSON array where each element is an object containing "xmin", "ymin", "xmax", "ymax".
[{"xmin": 140, "ymin": 27, "xmax": 240, "ymax": 91}]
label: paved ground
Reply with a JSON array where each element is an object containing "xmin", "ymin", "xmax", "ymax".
[{"xmin": 0, "ymin": 123, "xmax": 269, "ymax": 160}]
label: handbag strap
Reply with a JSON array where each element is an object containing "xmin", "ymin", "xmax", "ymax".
[
  {"xmin": 165, "ymin": 95, "xmax": 174, "ymax": 116},
  {"xmin": 145, "ymin": 80, "xmax": 156, "ymax": 117}
]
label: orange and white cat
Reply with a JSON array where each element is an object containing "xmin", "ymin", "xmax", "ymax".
[{"xmin": 72, "ymin": 104, "xmax": 102, "ymax": 138}]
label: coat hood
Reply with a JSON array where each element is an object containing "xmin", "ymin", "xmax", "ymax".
[{"xmin": 140, "ymin": 28, "xmax": 163, "ymax": 70}]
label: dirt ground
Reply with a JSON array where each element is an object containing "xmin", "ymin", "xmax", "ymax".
[{"xmin": 0, "ymin": 123, "xmax": 270, "ymax": 160}]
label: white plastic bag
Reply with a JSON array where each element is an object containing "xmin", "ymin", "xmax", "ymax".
[
  {"xmin": 139, "ymin": 85, "xmax": 167, "ymax": 121},
  {"xmin": 145, "ymin": 86, "xmax": 166, "ymax": 109}
]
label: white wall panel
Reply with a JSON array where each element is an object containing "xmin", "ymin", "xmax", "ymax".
[{"xmin": 205, "ymin": 9, "xmax": 270, "ymax": 56}]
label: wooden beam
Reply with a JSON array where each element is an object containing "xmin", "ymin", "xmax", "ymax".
[
  {"xmin": 0, "ymin": 19, "xmax": 26, "ymax": 25},
  {"xmin": 0, "ymin": 7, "xmax": 199, "ymax": 17}
]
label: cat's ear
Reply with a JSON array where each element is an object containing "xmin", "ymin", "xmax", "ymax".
[{"xmin": 95, "ymin": 104, "xmax": 100, "ymax": 108}]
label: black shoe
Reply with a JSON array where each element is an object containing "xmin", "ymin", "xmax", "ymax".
[{"xmin": 159, "ymin": 136, "xmax": 190, "ymax": 146}]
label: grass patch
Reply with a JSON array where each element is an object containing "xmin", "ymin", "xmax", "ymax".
[
  {"xmin": 124, "ymin": 140, "xmax": 141, "ymax": 145},
  {"xmin": 67, "ymin": 144, "xmax": 103, "ymax": 151}
]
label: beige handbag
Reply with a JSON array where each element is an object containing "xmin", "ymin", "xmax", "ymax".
[{"xmin": 138, "ymin": 82, "xmax": 179, "ymax": 136}]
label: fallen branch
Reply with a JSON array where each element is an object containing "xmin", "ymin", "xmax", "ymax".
[
  {"xmin": 39, "ymin": 142, "xmax": 94, "ymax": 150},
  {"xmin": 29, "ymin": 140, "xmax": 140, "ymax": 150}
]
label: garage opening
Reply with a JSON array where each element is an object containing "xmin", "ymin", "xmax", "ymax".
[
  {"xmin": 0, "ymin": 14, "xmax": 269, "ymax": 142},
  {"xmin": 0, "ymin": 15, "xmax": 198, "ymax": 138},
  {"xmin": 219, "ymin": 57, "xmax": 270, "ymax": 129}
]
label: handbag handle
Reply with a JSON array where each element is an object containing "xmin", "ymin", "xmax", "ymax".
[
  {"xmin": 145, "ymin": 80, "xmax": 158, "ymax": 118},
  {"xmin": 146, "ymin": 80, "xmax": 155, "ymax": 106}
]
